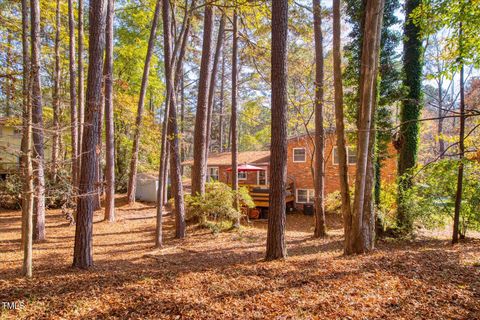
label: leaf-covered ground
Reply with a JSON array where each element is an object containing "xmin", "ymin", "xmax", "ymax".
[{"xmin": 1, "ymin": 196, "xmax": 479, "ymax": 319}]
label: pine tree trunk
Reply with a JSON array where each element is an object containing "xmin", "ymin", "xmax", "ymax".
[
  {"xmin": 397, "ymin": 0, "xmax": 423, "ymax": 233},
  {"xmin": 156, "ymin": 0, "xmax": 195, "ymax": 246},
  {"xmin": 333, "ymin": 0, "xmax": 352, "ymax": 253},
  {"xmin": 347, "ymin": 0, "xmax": 384, "ymax": 255},
  {"xmin": 162, "ymin": 0, "xmax": 186, "ymax": 239},
  {"xmin": 68, "ymin": 0, "xmax": 79, "ymax": 191},
  {"xmin": 231, "ymin": 11, "xmax": 239, "ymax": 225},
  {"xmin": 31, "ymin": 0, "xmax": 46, "ymax": 242},
  {"xmin": 266, "ymin": 0, "xmax": 288, "ymax": 261},
  {"xmin": 206, "ymin": 15, "xmax": 226, "ymax": 160},
  {"xmin": 51, "ymin": 0, "xmax": 61, "ymax": 182},
  {"xmin": 78, "ymin": 0, "xmax": 85, "ymax": 176},
  {"xmin": 73, "ymin": 0, "xmax": 107, "ymax": 269},
  {"xmin": 127, "ymin": 0, "xmax": 161, "ymax": 204},
  {"xmin": 191, "ymin": 5, "xmax": 215, "ymax": 196},
  {"xmin": 104, "ymin": 0, "xmax": 115, "ymax": 222},
  {"xmin": 219, "ymin": 48, "xmax": 225, "ymax": 153},
  {"xmin": 21, "ymin": 0, "xmax": 34, "ymax": 278},
  {"xmin": 313, "ymin": 0, "xmax": 326, "ymax": 238}
]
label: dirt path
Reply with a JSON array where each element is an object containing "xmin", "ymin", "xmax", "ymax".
[{"xmin": 1, "ymin": 197, "xmax": 479, "ymax": 319}]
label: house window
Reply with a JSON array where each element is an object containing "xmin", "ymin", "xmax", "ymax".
[
  {"xmin": 257, "ymin": 170, "xmax": 267, "ymax": 185},
  {"xmin": 347, "ymin": 147, "xmax": 357, "ymax": 164},
  {"xmin": 238, "ymin": 171, "xmax": 247, "ymax": 180},
  {"xmin": 296, "ymin": 189, "xmax": 315, "ymax": 203},
  {"xmin": 207, "ymin": 167, "xmax": 219, "ymax": 181},
  {"xmin": 333, "ymin": 146, "xmax": 357, "ymax": 165},
  {"xmin": 293, "ymin": 148, "xmax": 306, "ymax": 162}
]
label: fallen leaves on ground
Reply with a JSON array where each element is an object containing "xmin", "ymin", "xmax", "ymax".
[{"xmin": 0, "ymin": 196, "xmax": 479, "ymax": 319}]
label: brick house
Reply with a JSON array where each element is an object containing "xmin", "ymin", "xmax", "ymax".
[{"xmin": 182, "ymin": 132, "xmax": 397, "ymax": 210}]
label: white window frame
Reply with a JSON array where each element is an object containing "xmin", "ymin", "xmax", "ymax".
[
  {"xmin": 293, "ymin": 148, "xmax": 306, "ymax": 163},
  {"xmin": 207, "ymin": 166, "xmax": 219, "ymax": 181},
  {"xmin": 257, "ymin": 169, "xmax": 268, "ymax": 185},
  {"xmin": 238, "ymin": 171, "xmax": 248, "ymax": 180},
  {"xmin": 296, "ymin": 189, "xmax": 315, "ymax": 204},
  {"xmin": 332, "ymin": 146, "xmax": 357, "ymax": 165}
]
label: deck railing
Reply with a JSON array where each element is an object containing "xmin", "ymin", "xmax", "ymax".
[{"xmin": 243, "ymin": 182, "xmax": 295, "ymax": 208}]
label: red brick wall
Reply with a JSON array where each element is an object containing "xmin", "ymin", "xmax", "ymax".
[
  {"xmin": 203, "ymin": 133, "xmax": 397, "ymax": 208},
  {"xmin": 286, "ymin": 134, "xmax": 397, "ymax": 207}
]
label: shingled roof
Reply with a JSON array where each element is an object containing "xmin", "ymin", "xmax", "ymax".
[{"xmin": 182, "ymin": 151, "xmax": 270, "ymax": 167}]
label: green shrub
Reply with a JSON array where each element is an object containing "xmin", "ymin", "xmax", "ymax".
[
  {"xmin": 401, "ymin": 159, "xmax": 480, "ymax": 237},
  {"xmin": 0, "ymin": 169, "xmax": 75, "ymax": 210},
  {"xmin": 0, "ymin": 173, "xmax": 22, "ymax": 209},
  {"xmin": 325, "ymin": 191, "xmax": 342, "ymax": 213},
  {"xmin": 185, "ymin": 181, "xmax": 255, "ymax": 229}
]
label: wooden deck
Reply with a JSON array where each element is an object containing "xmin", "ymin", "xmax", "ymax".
[{"xmin": 241, "ymin": 183, "xmax": 295, "ymax": 208}]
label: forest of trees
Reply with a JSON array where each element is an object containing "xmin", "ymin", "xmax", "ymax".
[{"xmin": 0, "ymin": 0, "xmax": 479, "ymax": 281}]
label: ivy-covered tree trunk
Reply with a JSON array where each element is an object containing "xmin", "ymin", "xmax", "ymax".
[
  {"xmin": 397, "ymin": 0, "xmax": 424, "ymax": 233},
  {"xmin": 266, "ymin": 0, "xmax": 288, "ymax": 261},
  {"xmin": 313, "ymin": 0, "xmax": 326, "ymax": 238}
]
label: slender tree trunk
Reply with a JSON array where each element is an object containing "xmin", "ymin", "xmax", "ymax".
[
  {"xmin": 163, "ymin": 145, "xmax": 169, "ymax": 205},
  {"xmin": 127, "ymin": 0, "xmax": 161, "ymax": 204},
  {"xmin": 156, "ymin": 111, "xmax": 169, "ymax": 247},
  {"xmin": 31, "ymin": 0, "xmax": 46, "ymax": 242},
  {"xmin": 266, "ymin": 0, "xmax": 288, "ymax": 261},
  {"xmin": 5, "ymin": 32, "xmax": 12, "ymax": 117},
  {"xmin": 156, "ymin": 0, "xmax": 195, "ymax": 246},
  {"xmin": 104, "ymin": 0, "xmax": 115, "ymax": 221},
  {"xmin": 93, "ymin": 83, "xmax": 104, "ymax": 211},
  {"xmin": 332, "ymin": 0, "xmax": 352, "ymax": 251},
  {"xmin": 347, "ymin": 0, "xmax": 384, "ymax": 255},
  {"xmin": 78, "ymin": 0, "xmax": 85, "ymax": 175},
  {"xmin": 437, "ymin": 80, "xmax": 445, "ymax": 157},
  {"xmin": 219, "ymin": 47, "xmax": 225, "ymax": 153},
  {"xmin": 206, "ymin": 15, "xmax": 226, "ymax": 160},
  {"xmin": 68, "ymin": 0, "xmax": 79, "ymax": 191},
  {"xmin": 397, "ymin": 0, "xmax": 423, "ymax": 233},
  {"xmin": 313, "ymin": 0, "xmax": 326, "ymax": 238},
  {"xmin": 73, "ymin": 0, "xmax": 107, "ymax": 269},
  {"xmin": 453, "ymin": 25, "xmax": 465, "ymax": 244},
  {"xmin": 21, "ymin": 0, "xmax": 34, "ymax": 278},
  {"xmin": 162, "ymin": 0, "xmax": 186, "ymax": 238},
  {"xmin": 231, "ymin": 11, "xmax": 239, "ymax": 226},
  {"xmin": 191, "ymin": 5, "xmax": 215, "ymax": 196},
  {"xmin": 52, "ymin": 0, "xmax": 61, "ymax": 182},
  {"xmin": 180, "ymin": 72, "xmax": 185, "ymax": 164}
]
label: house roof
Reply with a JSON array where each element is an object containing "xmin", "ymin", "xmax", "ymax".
[{"xmin": 182, "ymin": 150, "xmax": 270, "ymax": 167}]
